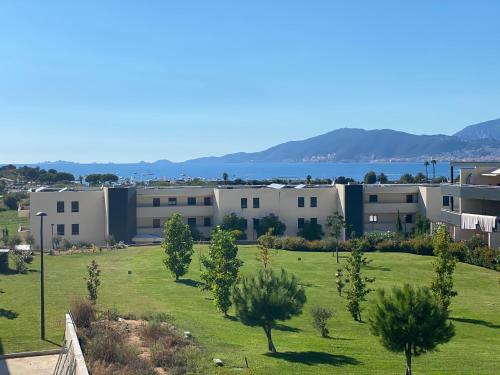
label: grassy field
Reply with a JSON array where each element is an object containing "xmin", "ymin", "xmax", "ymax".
[
  {"xmin": 0, "ymin": 245, "xmax": 498, "ymax": 374},
  {"xmin": 0, "ymin": 209, "xmax": 29, "ymax": 238}
]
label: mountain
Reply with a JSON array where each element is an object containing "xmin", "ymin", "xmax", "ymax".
[
  {"xmin": 187, "ymin": 123, "xmax": 500, "ymax": 163},
  {"xmin": 454, "ymin": 118, "xmax": 500, "ymax": 140}
]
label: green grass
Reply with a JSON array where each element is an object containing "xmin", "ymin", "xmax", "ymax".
[
  {"xmin": 0, "ymin": 209, "xmax": 29, "ymax": 238},
  {"xmin": 0, "ymin": 246, "xmax": 498, "ymax": 374}
]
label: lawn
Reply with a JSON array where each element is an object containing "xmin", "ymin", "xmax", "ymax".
[
  {"xmin": 0, "ymin": 245, "xmax": 498, "ymax": 374},
  {"xmin": 0, "ymin": 209, "xmax": 29, "ymax": 238}
]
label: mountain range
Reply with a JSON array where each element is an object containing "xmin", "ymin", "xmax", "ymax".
[{"xmin": 186, "ymin": 118, "xmax": 500, "ymax": 163}]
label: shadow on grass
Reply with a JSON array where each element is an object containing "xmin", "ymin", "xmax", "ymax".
[
  {"xmin": 363, "ymin": 264, "xmax": 391, "ymax": 272},
  {"xmin": 299, "ymin": 282, "xmax": 319, "ymax": 288},
  {"xmin": 265, "ymin": 351, "xmax": 360, "ymax": 366},
  {"xmin": 450, "ymin": 317, "xmax": 500, "ymax": 329},
  {"xmin": 44, "ymin": 339, "xmax": 62, "ymax": 348},
  {"xmin": 274, "ymin": 324, "xmax": 302, "ymax": 333},
  {"xmin": 0, "ymin": 308, "xmax": 18, "ymax": 320},
  {"xmin": 176, "ymin": 278, "xmax": 202, "ymax": 288}
]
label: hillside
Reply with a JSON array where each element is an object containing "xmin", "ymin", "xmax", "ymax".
[
  {"xmin": 454, "ymin": 118, "xmax": 500, "ymax": 140},
  {"xmin": 187, "ymin": 127, "xmax": 500, "ymax": 163}
]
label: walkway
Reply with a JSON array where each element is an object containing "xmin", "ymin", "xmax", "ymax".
[{"xmin": 0, "ymin": 354, "xmax": 59, "ymax": 375}]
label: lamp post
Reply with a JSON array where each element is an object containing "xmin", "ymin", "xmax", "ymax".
[
  {"xmin": 50, "ymin": 224, "xmax": 54, "ymax": 250},
  {"xmin": 36, "ymin": 211, "xmax": 47, "ymax": 340}
]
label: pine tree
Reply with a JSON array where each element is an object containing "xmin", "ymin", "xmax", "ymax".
[
  {"xmin": 201, "ymin": 227, "xmax": 243, "ymax": 316},
  {"xmin": 344, "ymin": 239, "xmax": 374, "ymax": 321},
  {"xmin": 430, "ymin": 226, "xmax": 457, "ymax": 311}
]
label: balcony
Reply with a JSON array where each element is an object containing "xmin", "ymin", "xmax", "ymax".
[
  {"xmin": 440, "ymin": 209, "xmax": 461, "ymax": 226},
  {"xmin": 137, "ymin": 205, "xmax": 214, "ymax": 218},
  {"xmin": 441, "ymin": 184, "xmax": 500, "ymax": 201},
  {"xmin": 364, "ymin": 202, "xmax": 418, "ymax": 214}
]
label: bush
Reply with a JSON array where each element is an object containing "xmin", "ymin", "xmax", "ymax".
[
  {"xmin": 311, "ymin": 306, "xmax": 333, "ymax": 337},
  {"xmin": 84, "ymin": 323, "xmax": 138, "ymax": 365},
  {"xmin": 70, "ymin": 298, "xmax": 97, "ymax": 328},
  {"xmin": 139, "ymin": 320, "xmax": 172, "ymax": 345},
  {"xmin": 375, "ymin": 239, "xmax": 401, "ymax": 253},
  {"xmin": 403, "ymin": 237, "xmax": 434, "ymax": 255},
  {"xmin": 449, "ymin": 242, "xmax": 468, "ymax": 262},
  {"xmin": 468, "ymin": 246, "xmax": 499, "ymax": 270},
  {"xmin": 62, "ymin": 239, "xmax": 73, "ymax": 251},
  {"xmin": 281, "ymin": 236, "xmax": 308, "ymax": 251},
  {"xmin": 3, "ymin": 194, "xmax": 19, "ymax": 210},
  {"xmin": 307, "ymin": 240, "xmax": 327, "ymax": 251},
  {"xmin": 14, "ymin": 253, "xmax": 28, "ymax": 273},
  {"xmin": 89, "ymin": 360, "xmax": 157, "ymax": 375}
]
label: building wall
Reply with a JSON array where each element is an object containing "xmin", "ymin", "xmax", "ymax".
[
  {"xmin": 30, "ymin": 190, "xmax": 107, "ymax": 247},
  {"xmin": 418, "ymin": 186, "xmax": 443, "ymax": 222}
]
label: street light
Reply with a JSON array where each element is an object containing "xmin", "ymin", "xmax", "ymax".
[
  {"xmin": 36, "ymin": 211, "xmax": 47, "ymax": 340},
  {"xmin": 50, "ymin": 224, "xmax": 54, "ymax": 250}
]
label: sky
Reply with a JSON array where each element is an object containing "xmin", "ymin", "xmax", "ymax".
[{"xmin": 1, "ymin": 0, "xmax": 500, "ymax": 163}]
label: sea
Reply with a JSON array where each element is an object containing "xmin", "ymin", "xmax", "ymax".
[{"xmin": 24, "ymin": 162, "xmax": 451, "ymax": 182}]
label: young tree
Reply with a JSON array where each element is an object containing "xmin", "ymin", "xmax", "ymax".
[
  {"xmin": 232, "ymin": 268, "xmax": 306, "ymax": 353},
  {"xmin": 364, "ymin": 171, "xmax": 377, "ymax": 184},
  {"xmin": 311, "ymin": 306, "xmax": 333, "ymax": 338},
  {"xmin": 297, "ymin": 220, "xmax": 324, "ymax": 240},
  {"xmin": 86, "ymin": 260, "xmax": 101, "ymax": 302},
  {"xmin": 344, "ymin": 239, "xmax": 374, "ymax": 321},
  {"xmin": 306, "ymin": 175, "xmax": 312, "ymax": 185},
  {"xmin": 201, "ymin": 227, "xmax": 243, "ymax": 316},
  {"xmin": 335, "ymin": 268, "xmax": 345, "ymax": 296},
  {"xmin": 424, "ymin": 161, "xmax": 430, "ymax": 182},
  {"xmin": 162, "ymin": 213, "xmax": 194, "ymax": 281},
  {"xmin": 396, "ymin": 210, "xmax": 403, "ymax": 235},
  {"xmin": 431, "ymin": 226, "xmax": 457, "ymax": 311},
  {"xmin": 222, "ymin": 172, "xmax": 229, "ymax": 185},
  {"xmin": 256, "ymin": 229, "xmax": 274, "ymax": 269},
  {"xmin": 326, "ymin": 213, "xmax": 345, "ymax": 263},
  {"xmin": 256, "ymin": 214, "xmax": 286, "ymax": 237},
  {"xmin": 414, "ymin": 213, "xmax": 430, "ymax": 236},
  {"xmin": 377, "ymin": 172, "xmax": 388, "ymax": 183},
  {"xmin": 369, "ymin": 284, "xmax": 455, "ymax": 375}
]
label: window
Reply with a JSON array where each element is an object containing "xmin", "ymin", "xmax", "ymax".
[
  {"xmin": 406, "ymin": 194, "xmax": 414, "ymax": 203},
  {"xmin": 310, "ymin": 218, "xmax": 318, "ymax": 225},
  {"xmin": 241, "ymin": 198, "xmax": 247, "ymax": 209},
  {"xmin": 71, "ymin": 224, "xmax": 79, "ymax": 235},
  {"xmin": 242, "ymin": 219, "xmax": 248, "ymax": 230},
  {"xmin": 310, "ymin": 197, "xmax": 317, "ymax": 208},
  {"xmin": 168, "ymin": 197, "xmax": 177, "ymax": 206},
  {"xmin": 57, "ymin": 201, "xmax": 64, "ymax": 213},
  {"xmin": 369, "ymin": 195, "xmax": 378, "ymax": 203},
  {"xmin": 204, "ymin": 217, "xmax": 211, "ymax": 227},
  {"xmin": 298, "ymin": 197, "xmax": 304, "ymax": 207},
  {"xmin": 253, "ymin": 218, "xmax": 260, "ymax": 230},
  {"xmin": 57, "ymin": 224, "xmax": 65, "ymax": 236},
  {"xmin": 187, "ymin": 217, "xmax": 197, "ymax": 226},
  {"xmin": 405, "ymin": 215, "xmax": 413, "ymax": 224},
  {"xmin": 188, "ymin": 197, "xmax": 196, "ymax": 206},
  {"xmin": 298, "ymin": 218, "xmax": 305, "ymax": 228},
  {"xmin": 442, "ymin": 196, "xmax": 450, "ymax": 206},
  {"xmin": 153, "ymin": 219, "xmax": 161, "ymax": 228},
  {"xmin": 369, "ymin": 214, "xmax": 378, "ymax": 223},
  {"xmin": 253, "ymin": 197, "xmax": 260, "ymax": 208},
  {"xmin": 71, "ymin": 201, "xmax": 79, "ymax": 213},
  {"xmin": 204, "ymin": 197, "xmax": 212, "ymax": 206},
  {"xmin": 153, "ymin": 198, "xmax": 161, "ymax": 207}
]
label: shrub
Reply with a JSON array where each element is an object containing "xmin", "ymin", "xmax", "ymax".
[
  {"xmin": 449, "ymin": 242, "xmax": 468, "ymax": 262},
  {"xmin": 3, "ymin": 194, "xmax": 19, "ymax": 210},
  {"xmin": 85, "ymin": 323, "xmax": 138, "ymax": 365},
  {"xmin": 311, "ymin": 306, "xmax": 333, "ymax": 337},
  {"xmin": 280, "ymin": 236, "xmax": 308, "ymax": 251},
  {"xmin": 307, "ymin": 240, "xmax": 327, "ymax": 252},
  {"xmin": 469, "ymin": 246, "xmax": 499, "ymax": 270},
  {"xmin": 402, "ymin": 237, "xmax": 434, "ymax": 255},
  {"xmin": 375, "ymin": 240, "xmax": 401, "ymax": 253},
  {"xmin": 140, "ymin": 311, "xmax": 175, "ymax": 323},
  {"xmin": 89, "ymin": 360, "xmax": 157, "ymax": 375},
  {"xmin": 139, "ymin": 320, "xmax": 171, "ymax": 345},
  {"xmin": 14, "ymin": 253, "xmax": 28, "ymax": 273},
  {"xmin": 257, "ymin": 233, "xmax": 278, "ymax": 249},
  {"xmin": 62, "ymin": 239, "xmax": 72, "ymax": 251},
  {"xmin": 297, "ymin": 221, "xmax": 324, "ymax": 240},
  {"xmin": 70, "ymin": 298, "xmax": 97, "ymax": 328}
]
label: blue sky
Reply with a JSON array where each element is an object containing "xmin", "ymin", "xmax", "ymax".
[{"xmin": 1, "ymin": 1, "xmax": 499, "ymax": 163}]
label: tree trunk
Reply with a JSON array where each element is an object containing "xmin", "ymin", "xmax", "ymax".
[
  {"xmin": 336, "ymin": 248, "xmax": 339, "ymax": 263},
  {"xmin": 405, "ymin": 348, "xmax": 412, "ymax": 375},
  {"xmin": 264, "ymin": 326, "xmax": 277, "ymax": 353}
]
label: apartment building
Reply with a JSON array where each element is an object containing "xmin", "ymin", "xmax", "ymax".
[
  {"xmin": 29, "ymin": 182, "xmax": 449, "ymax": 248},
  {"xmin": 440, "ymin": 161, "xmax": 500, "ymax": 248}
]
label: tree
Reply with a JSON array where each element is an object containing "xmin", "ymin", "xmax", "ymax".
[
  {"xmin": 414, "ymin": 213, "xmax": 430, "ymax": 236},
  {"xmin": 335, "ymin": 268, "xmax": 345, "ymax": 296},
  {"xmin": 431, "ymin": 226, "xmax": 457, "ymax": 311},
  {"xmin": 396, "ymin": 210, "xmax": 403, "ymax": 235},
  {"xmin": 335, "ymin": 176, "xmax": 356, "ymax": 184},
  {"xmin": 311, "ymin": 306, "xmax": 333, "ymax": 337},
  {"xmin": 86, "ymin": 260, "xmax": 101, "ymax": 302},
  {"xmin": 201, "ymin": 227, "xmax": 243, "ymax": 316},
  {"xmin": 364, "ymin": 171, "xmax": 377, "ymax": 184},
  {"xmin": 326, "ymin": 213, "xmax": 345, "ymax": 263},
  {"xmin": 256, "ymin": 229, "xmax": 274, "ymax": 269},
  {"xmin": 424, "ymin": 161, "xmax": 430, "ymax": 182},
  {"xmin": 344, "ymin": 239, "xmax": 374, "ymax": 321},
  {"xmin": 414, "ymin": 172, "xmax": 427, "ymax": 183},
  {"xmin": 306, "ymin": 175, "xmax": 312, "ymax": 185},
  {"xmin": 232, "ymin": 268, "xmax": 306, "ymax": 353},
  {"xmin": 162, "ymin": 213, "xmax": 194, "ymax": 281},
  {"xmin": 220, "ymin": 213, "xmax": 247, "ymax": 240},
  {"xmin": 369, "ymin": 284, "xmax": 454, "ymax": 375},
  {"xmin": 431, "ymin": 159, "xmax": 437, "ymax": 181},
  {"xmin": 257, "ymin": 214, "xmax": 286, "ymax": 237},
  {"xmin": 3, "ymin": 195, "xmax": 18, "ymax": 210},
  {"xmin": 399, "ymin": 173, "xmax": 414, "ymax": 184},
  {"xmin": 222, "ymin": 172, "xmax": 229, "ymax": 185},
  {"xmin": 377, "ymin": 172, "xmax": 388, "ymax": 183},
  {"xmin": 297, "ymin": 220, "xmax": 324, "ymax": 240}
]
